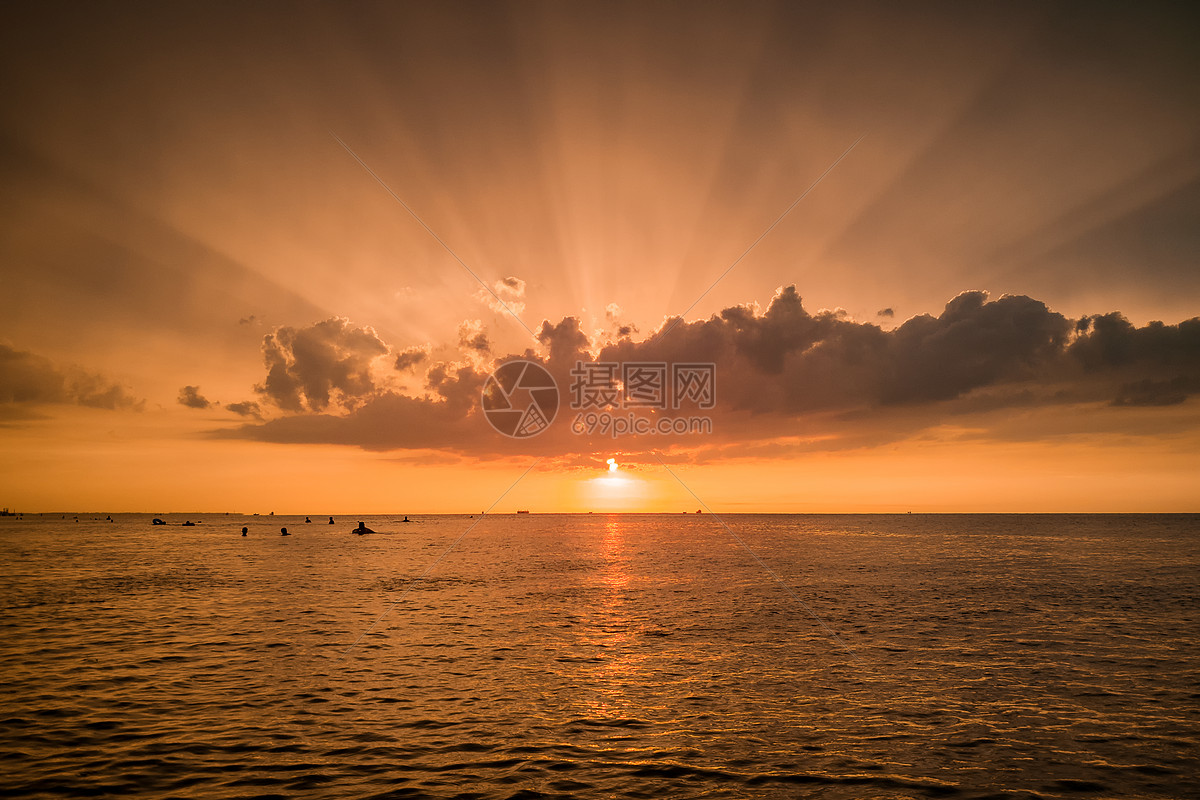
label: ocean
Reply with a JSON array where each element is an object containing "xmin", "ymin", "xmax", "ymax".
[{"xmin": 1, "ymin": 513, "xmax": 1197, "ymax": 798}]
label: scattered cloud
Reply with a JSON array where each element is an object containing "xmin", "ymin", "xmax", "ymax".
[
  {"xmin": 602, "ymin": 302, "xmax": 638, "ymax": 340},
  {"xmin": 877, "ymin": 308, "xmax": 894, "ymax": 318},
  {"xmin": 238, "ymin": 315, "xmax": 257, "ymax": 326},
  {"xmin": 177, "ymin": 385, "xmax": 211, "ymax": 409},
  {"xmin": 475, "ymin": 276, "xmax": 526, "ymax": 317},
  {"xmin": 226, "ymin": 400, "xmax": 263, "ymax": 419}
]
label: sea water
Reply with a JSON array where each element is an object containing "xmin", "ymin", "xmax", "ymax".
[{"xmin": 1, "ymin": 513, "xmax": 1197, "ymax": 798}]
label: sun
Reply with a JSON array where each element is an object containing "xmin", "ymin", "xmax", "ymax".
[{"xmin": 576, "ymin": 456, "xmax": 650, "ymax": 511}]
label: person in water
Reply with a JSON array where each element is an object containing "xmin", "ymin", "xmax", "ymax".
[
  {"xmin": 241, "ymin": 527, "xmax": 248, "ymax": 536},
  {"xmin": 354, "ymin": 521, "xmax": 374, "ymax": 534},
  {"xmin": 328, "ymin": 516, "xmax": 334, "ymax": 525},
  {"xmin": 280, "ymin": 527, "xmax": 289, "ymax": 536}
]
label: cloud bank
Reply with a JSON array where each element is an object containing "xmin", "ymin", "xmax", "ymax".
[{"xmin": 213, "ymin": 287, "xmax": 1200, "ymax": 460}]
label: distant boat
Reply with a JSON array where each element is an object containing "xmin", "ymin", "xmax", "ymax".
[
  {"xmin": 0, "ymin": 508, "xmax": 15, "ymax": 516},
  {"xmin": 516, "ymin": 510, "xmax": 530, "ymax": 514}
]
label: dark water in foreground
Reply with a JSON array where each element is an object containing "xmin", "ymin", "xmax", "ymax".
[{"xmin": 0, "ymin": 513, "xmax": 1197, "ymax": 799}]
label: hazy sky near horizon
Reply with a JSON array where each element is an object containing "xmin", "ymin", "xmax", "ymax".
[{"xmin": 2, "ymin": 1, "xmax": 1198, "ymax": 512}]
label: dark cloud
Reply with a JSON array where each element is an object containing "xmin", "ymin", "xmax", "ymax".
[
  {"xmin": 226, "ymin": 400, "xmax": 262, "ymax": 419},
  {"xmin": 877, "ymin": 308, "xmax": 894, "ymax": 318},
  {"xmin": 394, "ymin": 346, "xmax": 428, "ymax": 372},
  {"xmin": 426, "ymin": 362, "xmax": 488, "ymax": 413},
  {"xmin": 177, "ymin": 385, "xmax": 211, "ymax": 409},
  {"xmin": 1070, "ymin": 313, "xmax": 1200, "ymax": 370},
  {"xmin": 221, "ymin": 288, "xmax": 1200, "ymax": 457},
  {"xmin": 256, "ymin": 318, "xmax": 389, "ymax": 412},
  {"xmin": 601, "ymin": 289, "xmax": 1082, "ymax": 415},
  {"xmin": 0, "ymin": 343, "xmax": 142, "ymax": 413},
  {"xmin": 1112, "ymin": 377, "xmax": 1195, "ymax": 407},
  {"xmin": 536, "ymin": 317, "xmax": 590, "ymax": 366},
  {"xmin": 880, "ymin": 291, "xmax": 1072, "ymax": 404},
  {"xmin": 238, "ymin": 315, "xmax": 257, "ymax": 326}
]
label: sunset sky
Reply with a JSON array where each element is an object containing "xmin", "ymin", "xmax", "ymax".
[{"xmin": 2, "ymin": 1, "xmax": 1197, "ymax": 512}]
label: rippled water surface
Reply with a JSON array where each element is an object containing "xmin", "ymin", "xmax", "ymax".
[{"xmin": 1, "ymin": 513, "xmax": 1197, "ymax": 798}]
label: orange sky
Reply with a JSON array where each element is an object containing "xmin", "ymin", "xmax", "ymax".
[{"xmin": 1, "ymin": 2, "xmax": 1198, "ymax": 512}]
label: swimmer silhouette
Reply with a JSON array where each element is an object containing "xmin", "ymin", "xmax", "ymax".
[
  {"xmin": 305, "ymin": 516, "xmax": 311, "ymax": 523},
  {"xmin": 403, "ymin": 516, "xmax": 410, "ymax": 523},
  {"xmin": 280, "ymin": 527, "xmax": 289, "ymax": 536},
  {"xmin": 241, "ymin": 526, "xmax": 248, "ymax": 536},
  {"xmin": 354, "ymin": 521, "xmax": 374, "ymax": 535},
  {"xmin": 328, "ymin": 516, "xmax": 334, "ymax": 525}
]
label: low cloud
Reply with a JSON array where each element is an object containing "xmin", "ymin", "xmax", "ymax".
[
  {"xmin": 0, "ymin": 344, "xmax": 142, "ymax": 415},
  {"xmin": 218, "ymin": 288, "xmax": 1200, "ymax": 458},
  {"xmin": 177, "ymin": 385, "xmax": 211, "ymax": 409},
  {"xmin": 255, "ymin": 318, "xmax": 389, "ymax": 412}
]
